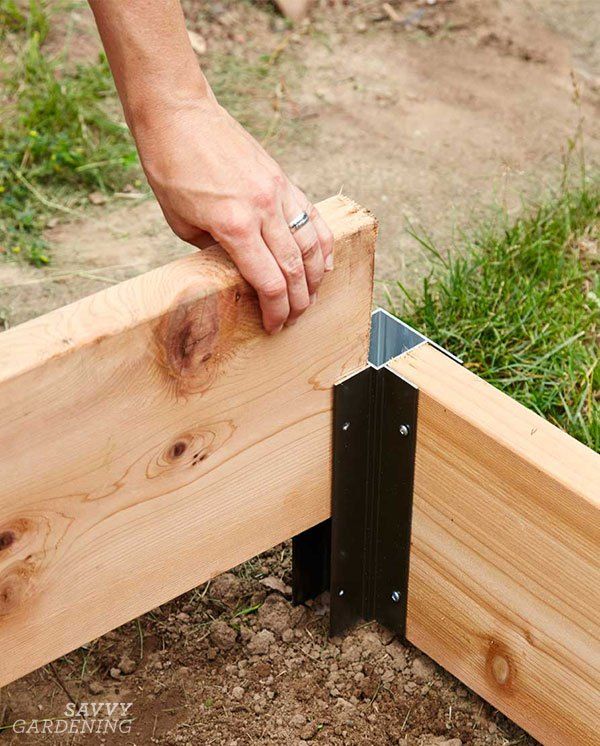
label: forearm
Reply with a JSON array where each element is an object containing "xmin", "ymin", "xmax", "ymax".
[
  {"xmin": 88, "ymin": 0, "xmax": 211, "ymax": 131},
  {"xmin": 88, "ymin": 0, "xmax": 334, "ymax": 334}
]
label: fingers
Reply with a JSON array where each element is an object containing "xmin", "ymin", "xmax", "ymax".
[
  {"xmin": 289, "ymin": 185, "xmax": 334, "ymax": 273},
  {"xmin": 262, "ymin": 192, "xmax": 336, "ymax": 326},
  {"xmin": 308, "ymin": 203, "xmax": 334, "ymax": 272},
  {"xmin": 218, "ymin": 229, "xmax": 290, "ymax": 334},
  {"xmin": 206, "ymin": 187, "xmax": 336, "ymax": 334},
  {"xmin": 262, "ymin": 213, "xmax": 310, "ymax": 324},
  {"xmin": 288, "ymin": 209, "xmax": 325, "ymax": 301}
]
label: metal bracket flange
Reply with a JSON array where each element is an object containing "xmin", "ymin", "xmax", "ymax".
[
  {"xmin": 292, "ymin": 309, "xmax": 457, "ymax": 638},
  {"xmin": 329, "ymin": 363, "xmax": 417, "ymax": 637}
]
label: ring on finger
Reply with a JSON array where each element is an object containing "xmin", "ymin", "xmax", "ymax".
[{"xmin": 288, "ymin": 211, "xmax": 310, "ymax": 233}]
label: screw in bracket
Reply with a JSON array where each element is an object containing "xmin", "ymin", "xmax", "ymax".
[
  {"xmin": 342, "ymin": 422, "xmax": 350, "ymax": 432},
  {"xmin": 338, "ymin": 589, "xmax": 345, "ymax": 597},
  {"xmin": 391, "ymin": 590, "xmax": 401, "ymax": 603},
  {"xmin": 399, "ymin": 424, "xmax": 410, "ymax": 437}
]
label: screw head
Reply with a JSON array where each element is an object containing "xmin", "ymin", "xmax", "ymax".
[
  {"xmin": 342, "ymin": 421, "xmax": 350, "ymax": 431},
  {"xmin": 338, "ymin": 589, "xmax": 345, "ymax": 597},
  {"xmin": 391, "ymin": 590, "xmax": 401, "ymax": 603},
  {"xmin": 399, "ymin": 424, "xmax": 410, "ymax": 437}
]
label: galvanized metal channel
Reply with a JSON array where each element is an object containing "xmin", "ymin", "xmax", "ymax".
[{"xmin": 292, "ymin": 309, "xmax": 457, "ymax": 638}]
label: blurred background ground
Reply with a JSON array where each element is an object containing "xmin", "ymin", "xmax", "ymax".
[
  {"xmin": 0, "ymin": 1, "xmax": 598, "ymax": 744},
  {"xmin": 1, "ymin": 0, "xmax": 599, "ymax": 323}
]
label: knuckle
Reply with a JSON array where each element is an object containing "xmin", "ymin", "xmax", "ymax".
[
  {"xmin": 272, "ymin": 170, "xmax": 286, "ymax": 189},
  {"xmin": 253, "ymin": 184, "xmax": 278, "ymax": 211},
  {"xmin": 226, "ymin": 217, "xmax": 252, "ymax": 239},
  {"xmin": 259, "ymin": 278, "xmax": 287, "ymax": 300},
  {"xmin": 296, "ymin": 296, "xmax": 310, "ymax": 313},
  {"xmin": 282, "ymin": 257, "xmax": 305, "ymax": 279},
  {"xmin": 214, "ymin": 203, "xmax": 256, "ymax": 240},
  {"xmin": 307, "ymin": 279, "xmax": 322, "ymax": 297},
  {"xmin": 301, "ymin": 239, "xmax": 320, "ymax": 260}
]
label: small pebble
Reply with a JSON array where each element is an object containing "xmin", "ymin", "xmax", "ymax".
[
  {"xmin": 290, "ymin": 713, "xmax": 306, "ymax": 727},
  {"xmin": 118, "ymin": 655, "xmax": 137, "ymax": 675}
]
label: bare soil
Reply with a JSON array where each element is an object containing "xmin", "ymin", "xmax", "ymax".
[
  {"xmin": 1, "ymin": 547, "xmax": 535, "ymax": 746},
  {"xmin": 1, "ymin": 1, "xmax": 599, "ymax": 743}
]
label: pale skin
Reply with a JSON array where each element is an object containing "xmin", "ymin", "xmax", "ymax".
[{"xmin": 88, "ymin": 0, "xmax": 334, "ymax": 333}]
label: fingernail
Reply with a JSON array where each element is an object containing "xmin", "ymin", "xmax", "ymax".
[
  {"xmin": 325, "ymin": 254, "xmax": 334, "ymax": 271},
  {"xmin": 310, "ymin": 293, "xmax": 317, "ymax": 305},
  {"xmin": 286, "ymin": 318, "xmax": 297, "ymax": 326},
  {"xmin": 270, "ymin": 324, "xmax": 284, "ymax": 335}
]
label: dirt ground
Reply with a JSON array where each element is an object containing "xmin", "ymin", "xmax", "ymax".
[{"xmin": 1, "ymin": 1, "xmax": 599, "ymax": 744}]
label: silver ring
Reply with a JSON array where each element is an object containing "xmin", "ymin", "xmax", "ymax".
[{"xmin": 288, "ymin": 211, "xmax": 310, "ymax": 233}]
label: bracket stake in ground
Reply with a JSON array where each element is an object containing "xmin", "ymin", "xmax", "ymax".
[{"xmin": 293, "ymin": 309, "xmax": 458, "ymax": 637}]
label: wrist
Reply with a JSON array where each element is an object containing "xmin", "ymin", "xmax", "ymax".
[{"xmin": 124, "ymin": 73, "xmax": 214, "ymax": 135}]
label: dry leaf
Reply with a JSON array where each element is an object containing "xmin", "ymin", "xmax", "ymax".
[{"xmin": 260, "ymin": 576, "xmax": 291, "ymax": 595}]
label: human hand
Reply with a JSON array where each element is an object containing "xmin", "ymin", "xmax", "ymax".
[{"xmin": 132, "ymin": 97, "xmax": 334, "ymax": 333}]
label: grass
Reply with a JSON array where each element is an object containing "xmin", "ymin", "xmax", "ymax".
[
  {"xmin": 208, "ymin": 52, "xmax": 286, "ymax": 142},
  {"xmin": 0, "ymin": 0, "xmax": 48, "ymax": 38},
  {"xmin": 390, "ymin": 180, "xmax": 599, "ymax": 450},
  {"xmin": 0, "ymin": 1, "xmax": 300, "ymax": 266},
  {"xmin": 0, "ymin": 1, "xmax": 138, "ymax": 265}
]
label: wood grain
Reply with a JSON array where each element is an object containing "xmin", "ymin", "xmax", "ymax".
[
  {"xmin": 390, "ymin": 344, "xmax": 600, "ymax": 746},
  {"xmin": 0, "ymin": 195, "xmax": 376, "ymax": 687}
]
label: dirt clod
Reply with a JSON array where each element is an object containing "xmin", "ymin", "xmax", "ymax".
[
  {"xmin": 282, "ymin": 628, "xmax": 294, "ymax": 643},
  {"xmin": 412, "ymin": 654, "xmax": 438, "ymax": 681},
  {"xmin": 300, "ymin": 721, "xmax": 320, "ymax": 740},
  {"xmin": 357, "ymin": 630, "xmax": 382, "ymax": 657},
  {"xmin": 290, "ymin": 713, "xmax": 306, "ymax": 727},
  {"xmin": 88, "ymin": 680, "xmax": 104, "ymax": 695},
  {"xmin": 247, "ymin": 629, "xmax": 275, "ymax": 655},
  {"xmin": 386, "ymin": 640, "xmax": 408, "ymax": 671},
  {"xmin": 210, "ymin": 572, "xmax": 242, "ymax": 605},
  {"xmin": 239, "ymin": 625, "xmax": 253, "ymax": 644},
  {"xmin": 231, "ymin": 685, "xmax": 245, "ymax": 701},
  {"xmin": 210, "ymin": 619, "xmax": 237, "ymax": 651},
  {"xmin": 118, "ymin": 654, "xmax": 137, "ymax": 675},
  {"xmin": 257, "ymin": 593, "xmax": 292, "ymax": 636}
]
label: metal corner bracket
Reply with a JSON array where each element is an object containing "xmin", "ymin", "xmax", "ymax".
[{"xmin": 292, "ymin": 309, "xmax": 458, "ymax": 638}]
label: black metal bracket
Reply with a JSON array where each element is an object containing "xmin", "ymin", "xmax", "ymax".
[
  {"xmin": 329, "ymin": 364, "xmax": 417, "ymax": 637},
  {"xmin": 292, "ymin": 309, "xmax": 459, "ymax": 638}
]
